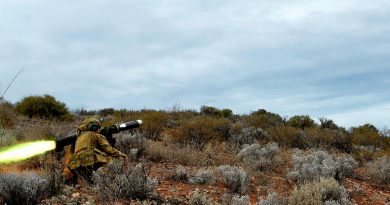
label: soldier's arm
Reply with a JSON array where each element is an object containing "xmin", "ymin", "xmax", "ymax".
[{"xmin": 96, "ymin": 134, "xmax": 127, "ymax": 158}]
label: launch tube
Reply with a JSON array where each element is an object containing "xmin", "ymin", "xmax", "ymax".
[{"xmin": 55, "ymin": 120, "xmax": 143, "ymax": 152}]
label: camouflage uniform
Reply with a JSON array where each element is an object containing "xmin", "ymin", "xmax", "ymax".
[{"xmin": 68, "ymin": 118, "xmax": 126, "ymax": 184}]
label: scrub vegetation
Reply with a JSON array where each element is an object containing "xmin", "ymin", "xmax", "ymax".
[{"xmin": 0, "ymin": 96, "xmax": 389, "ymax": 204}]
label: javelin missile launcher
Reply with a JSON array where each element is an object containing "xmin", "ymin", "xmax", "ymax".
[{"xmin": 55, "ymin": 120, "xmax": 143, "ymax": 152}]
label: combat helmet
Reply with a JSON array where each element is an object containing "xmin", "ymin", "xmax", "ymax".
[{"xmin": 77, "ymin": 117, "xmax": 101, "ymax": 135}]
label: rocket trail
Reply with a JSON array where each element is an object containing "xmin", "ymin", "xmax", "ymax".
[{"xmin": 0, "ymin": 140, "xmax": 56, "ymax": 164}]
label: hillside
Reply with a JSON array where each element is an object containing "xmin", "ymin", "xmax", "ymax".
[{"xmin": 1, "ymin": 102, "xmax": 389, "ymax": 205}]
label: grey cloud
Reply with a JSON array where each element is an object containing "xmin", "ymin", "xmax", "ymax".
[{"xmin": 0, "ymin": 0, "xmax": 389, "ymax": 128}]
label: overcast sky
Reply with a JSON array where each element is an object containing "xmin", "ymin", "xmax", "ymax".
[{"xmin": 0, "ymin": 0, "xmax": 389, "ymax": 128}]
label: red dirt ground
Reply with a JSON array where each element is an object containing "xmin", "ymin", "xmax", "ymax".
[{"xmin": 1, "ymin": 162, "xmax": 389, "ymax": 204}]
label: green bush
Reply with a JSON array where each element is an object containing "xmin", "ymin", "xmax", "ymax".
[
  {"xmin": 200, "ymin": 105, "xmax": 233, "ymax": 118},
  {"xmin": 267, "ymin": 125, "xmax": 307, "ymax": 148},
  {"xmin": 177, "ymin": 116, "xmax": 231, "ymax": 149},
  {"xmin": 15, "ymin": 94, "xmax": 72, "ymax": 120},
  {"xmin": 287, "ymin": 115, "xmax": 316, "ymax": 130},
  {"xmin": 351, "ymin": 124, "xmax": 383, "ymax": 147},
  {"xmin": 319, "ymin": 118, "xmax": 339, "ymax": 130},
  {"xmin": 246, "ymin": 109, "xmax": 284, "ymax": 129},
  {"xmin": 98, "ymin": 108, "xmax": 115, "ymax": 116}
]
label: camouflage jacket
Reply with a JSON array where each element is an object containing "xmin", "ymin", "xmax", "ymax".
[{"xmin": 68, "ymin": 131, "xmax": 125, "ymax": 170}]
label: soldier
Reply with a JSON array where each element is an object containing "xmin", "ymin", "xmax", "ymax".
[{"xmin": 68, "ymin": 117, "xmax": 128, "ymax": 184}]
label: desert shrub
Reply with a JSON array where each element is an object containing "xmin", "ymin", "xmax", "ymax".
[
  {"xmin": 231, "ymin": 195, "xmax": 250, "ymax": 205},
  {"xmin": 0, "ymin": 129, "xmax": 16, "ymax": 146},
  {"xmin": 287, "ymin": 150, "xmax": 358, "ymax": 183},
  {"xmin": 178, "ymin": 116, "xmax": 231, "ymax": 149},
  {"xmin": 203, "ymin": 142, "xmax": 236, "ymax": 166},
  {"xmin": 169, "ymin": 165, "xmax": 189, "ymax": 182},
  {"xmin": 218, "ymin": 165, "xmax": 249, "ymax": 195},
  {"xmin": 74, "ymin": 108, "xmax": 97, "ymax": 116},
  {"xmin": 287, "ymin": 115, "xmax": 316, "ymax": 130},
  {"xmin": 303, "ymin": 128, "xmax": 352, "ymax": 152},
  {"xmin": 0, "ymin": 101, "xmax": 15, "ymax": 128},
  {"xmin": 188, "ymin": 189, "xmax": 216, "ymax": 205},
  {"xmin": 116, "ymin": 132, "xmax": 147, "ymax": 161},
  {"xmin": 221, "ymin": 109, "xmax": 234, "ymax": 118},
  {"xmin": 257, "ymin": 192, "xmax": 288, "ymax": 205},
  {"xmin": 15, "ymin": 94, "xmax": 72, "ymax": 120},
  {"xmin": 237, "ymin": 143, "xmax": 280, "ymax": 171},
  {"xmin": 366, "ymin": 156, "xmax": 390, "ymax": 184},
  {"xmin": 230, "ymin": 126, "xmax": 269, "ymax": 147},
  {"xmin": 43, "ymin": 157, "xmax": 65, "ymax": 196},
  {"xmin": 98, "ymin": 108, "xmax": 115, "ymax": 116},
  {"xmin": 0, "ymin": 172, "xmax": 49, "ymax": 205},
  {"xmin": 190, "ymin": 168, "xmax": 215, "ymax": 185},
  {"xmin": 146, "ymin": 141, "xmax": 209, "ymax": 166},
  {"xmin": 351, "ymin": 145, "xmax": 380, "ymax": 162},
  {"xmin": 319, "ymin": 118, "xmax": 339, "ymax": 130},
  {"xmin": 138, "ymin": 110, "xmax": 168, "ymax": 140},
  {"xmin": 246, "ymin": 109, "xmax": 284, "ymax": 129},
  {"xmin": 351, "ymin": 124, "xmax": 383, "ymax": 147},
  {"xmin": 289, "ymin": 178, "xmax": 351, "ymax": 205},
  {"xmin": 16, "ymin": 126, "xmax": 53, "ymax": 142},
  {"xmin": 200, "ymin": 105, "xmax": 233, "ymax": 118},
  {"xmin": 267, "ymin": 125, "xmax": 308, "ymax": 148},
  {"xmin": 93, "ymin": 162, "xmax": 158, "ymax": 202}
]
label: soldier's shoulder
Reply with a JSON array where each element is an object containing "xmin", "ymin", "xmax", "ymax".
[{"xmin": 94, "ymin": 133, "xmax": 107, "ymax": 139}]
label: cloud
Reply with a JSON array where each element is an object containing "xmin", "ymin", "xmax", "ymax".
[{"xmin": 0, "ymin": 0, "xmax": 389, "ymax": 128}]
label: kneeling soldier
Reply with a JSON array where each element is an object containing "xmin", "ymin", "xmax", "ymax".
[{"xmin": 68, "ymin": 118, "xmax": 128, "ymax": 184}]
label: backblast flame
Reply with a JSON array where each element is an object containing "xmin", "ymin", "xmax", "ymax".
[{"xmin": 0, "ymin": 140, "xmax": 56, "ymax": 164}]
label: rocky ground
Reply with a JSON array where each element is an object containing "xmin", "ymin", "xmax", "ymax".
[{"xmin": 1, "ymin": 162, "xmax": 389, "ymax": 205}]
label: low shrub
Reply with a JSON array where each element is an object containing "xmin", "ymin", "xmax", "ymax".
[
  {"xmin": 177, "ymin": 116, "xmax": 231, "ymax": 149},
  {"xmin": 0, "ymin": 101, "xmax": 15, "ymax": 128},
  {"xmin": 0, "ymin": 172, "xmax": 49, "ymax": 205},
  {"xmin": 189, "ymin": 168, "xmax": 215, "ymax": 185},
  {"xmin": 287, "ymin": 115, "xmax": 316, "ymax": 130},
  {"xmin": 351, "ymin": 124, "xmax": 382, "ymax": 147},
  {"xmin": 287, "ymin": 150, "xmax": 358, "ymax": 183},
  {"xmin": 116, "ymin": 132, "xmax": 148, "ymax": 161},
  {"xmin": 0, "ymin": 129, "xmax": 16, "ymax": 146},
  {"xmin": 351, "ymin": 145, "xmax": 380, "ymax": 162},
  {"xmin": 367, "ymin": 156, "xmax": 390, "ymax": 184},
  {"xmin": 218, "ymin": 165, "xmax": 249, "ymax": 195},
  {"xmin": 246, "ymin": 109, "xmax": 284, "ymax": 129},
  {"xmin": 169, "ymin": 165, "xmax": 189, "ymax": 182},
  {"xmin": 98, "ymin": 108, "xmax": 115, "ymax": 116},
  {"xmin": 138, "ymin": 110, "xmax": 168, "ymax": 140},
  {"xmin": 43, "ymin": 157, "xmax": 65, "ymax": 196},
  {"xmin": 200, "ymin": 105, "xmax": 233, "ymax": 118},
  {"xmin": 267, "ymin": 125, "xmax": 307, "ymax": 148},
  {"xmin": 146, "ymin": 141, "xmax": 209, "ymax": 166},
  {"xmin": 188, "ymin": 189, "xmax": 216, "ymax": 205},
  {"xmin": 257, "ymin": 192, "xmax": 288, "ymax": 205},
  {"xmin": 230, "ymin": 126, "xmax": 269, "ymax": 147},
  {"xmin": 93, "ymin": 162, "xmax": 158, "ymax": 202},
  {"xmin": 319, "ymin": 118, "xmax": 339, "ymax": 130},
  {"xmin": 237, "ymin": 143, "xmax": 280, "ymax": 171},
  {"xmin": 303, "ymin": 128, "xmax": 352, "ymax": 152},
  {"xmin": 289, "ymin": 178, "xmax": 351, "ymax": 205}
]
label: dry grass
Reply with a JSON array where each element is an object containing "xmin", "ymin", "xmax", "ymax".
[{"xmin": 146, "ymin": 141, "xmax": 209, "ymax": 166}]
